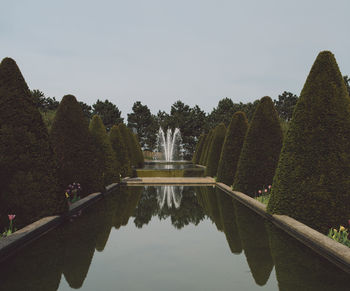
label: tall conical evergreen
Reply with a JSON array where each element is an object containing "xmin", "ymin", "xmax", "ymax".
[
  {"xmin": 200, "ymin": 130, "xmax": 213, "ymax": 165},
  {"xmin": 110, "ymin": 125, "xmax": 131, "ymax": 177},
  {"xmin": 267, "ymin": 51, "xmax": 350, "ymax": 233},
  {"xmin": 118, "ymin": 123, "xmax": 135, "ymax": 166},
  {"xmin": 132, "ymin": 133, "xmax": 144, "ymax": 168},
  {"xmin": 233, "ymin": 97, "xmax": 283, "ymax": 196},
  {"xmin": 89, "ymin": 115, "xmax": 120, "ymax": 186},
  {"xmin": 192, "ymin": 134, "xmax": 205, "ymax": 164},
  {"xmin": 0, "ymin": 57, "xmax": 67, "ymax": 229},
  {"xmin": 50, "ymin": 95, "xmax": 102, "ymax": 196},
  {"xmin": 205, "ymin": 123, "xmax": 226, "ymax": 176},
  {"xmin": 217, "ymin": 112, "xmax": 248, "ymax": 186}
]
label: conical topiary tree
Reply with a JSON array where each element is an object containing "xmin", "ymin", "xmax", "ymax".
[
  {"xmin": 199, "ymin": 130, "xmax": 213, "ymax": 165},
  {"xmin": 89, "ymin": 115, "xmax": 120, "ymax": 186},
  {"xmin": 267, "ymin": 51, "xmax": 350, "ymax": 233},
  {"xmin": 205, "ymin": 123, "xmax": 226, "ymax": 177},
  {"xmin": 118, "ymin": 123, "xmax": 135, "ymax": 166},
  {"xmin": 192, "ymin": 133, "xmax": 206, "ymax": 164},
  {"xmin": 50, "ymin": 95, "xmax": 103, "ymax": 196},
  {"xmin": 217, "ymin": 112, "xmax": 248, "ymax": 186},
  {"xmin": 233, "ymin": 97, "xmax": 283, "ymax": 196},
  {"xmin": 0, "ymin": 57, "xmax": 67, "ymax": 229},
  {"xmin": 132, "ymin": 133, "xmax": 144, "ymax": 168},
  {"xmin": 110, "ymin": 125, "xmax": 131, "ymax": 177}
]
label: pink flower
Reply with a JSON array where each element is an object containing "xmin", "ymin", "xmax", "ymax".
[
  {"xmin": 268, "ymin": 185, "xmax": 272, "ymax": 189},
  {"xmin": 8, "ymin": 214, "xmax": 16, "ymax": 221},
  {"xmin": 258, "ymin": 190, "xmax": 262, "ymax": 194},
  {"xmin": 264, "ymin": 189, "xmax": 268, "ymax": 193}
]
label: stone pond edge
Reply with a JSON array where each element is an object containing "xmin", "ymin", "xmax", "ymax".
[{"xmin": 216, "ymin": 182, "xmax": 350, "ymax": 275}]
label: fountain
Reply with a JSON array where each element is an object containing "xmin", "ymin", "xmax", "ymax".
[
  {"xmin": 157, "ymin": 186, "xmax": 183, "ymax": 209},
  {"xmin": 157, "ymin": 127, "xmax": 183, "ymax": 162}
]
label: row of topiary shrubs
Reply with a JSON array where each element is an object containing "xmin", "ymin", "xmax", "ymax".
[
  {"xmin": 0, "ymin": 57, "xmax": 144, "ymax": 230},
  {"xmin": 193, "ymin": 51, "xmax": 350, "ymax": 234}
]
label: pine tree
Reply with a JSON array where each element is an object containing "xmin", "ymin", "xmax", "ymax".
[
  {"xmin": 233, "ymin": 97, "xmax": 282, "ymax": 196},
  {"xmin": 110, "ymin": 125, "xmax": 131, "ymax": 177},
  {"xmin": 0, "ymin": 57, "xmax": 67, "ymax": 229},
  {"xmin": 205, "ymin": 123, "xmax": 226, "ymax": 177},
  {"xmin": 217, "ymin": 112, "xmax": 248, "ymax": 186},
  {"xmin": 89, "ymin": 115, "xmax": 120, "ymax": 186},
  {"xmin": 50, "ymin": 95, "xmax": 103, "ymax": 196},
  {"xmin": 267, "ymin": 51, "xmax": 350, "ymax": 233}
]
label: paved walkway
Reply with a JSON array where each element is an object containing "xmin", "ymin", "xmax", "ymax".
[{"xmin": 122, "ymin": 177, "xmax": 215, "ymax": 185}]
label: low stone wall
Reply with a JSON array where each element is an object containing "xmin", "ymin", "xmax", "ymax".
[
  {"xmin": 216, "ymin": 182, "xmax": 350, "ymax": 274},
  {"xmin": 0, "ymin": 182, "xmax": 120, "ymax": 263}
]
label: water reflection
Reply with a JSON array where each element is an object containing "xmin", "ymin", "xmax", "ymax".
[
  {"xmin": 1, "ymin": 186, "xmax": 350, "ymax": 291},
  {"xmin": 157, "ymin": 186, "xmax": 183, "ymax": 209}
]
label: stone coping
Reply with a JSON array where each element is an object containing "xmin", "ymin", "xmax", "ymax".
[
  {"xmin": 0, "ymin": 182, "xmax": 120, "ymax": 263},
  {"xmin": 216, "ymin": 182, "xmax": 350, "ymax": 274},
  {"xmin": 122, "ymin": 177, "xmax": 215, "ymax": 185}
]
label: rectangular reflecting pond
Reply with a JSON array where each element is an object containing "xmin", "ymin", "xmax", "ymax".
[{"xmin": 1, "ymin": 186, "xmax": 349, "ymax": 290}]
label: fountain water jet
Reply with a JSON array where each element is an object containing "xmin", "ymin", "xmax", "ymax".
[{"xmin": 157, "ymin": 127, "xmax": 183, "ymax": 161}]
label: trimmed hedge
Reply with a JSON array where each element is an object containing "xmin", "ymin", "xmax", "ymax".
[
  {"xmin": 233, "ymin": 97, "xmax": 282, "ymax": 196},
  {"xmin": 89, "ymin": 115, "xmax": 120, "ymax": 186},
  {"xmin": 267, "ymin": 51, "xmax": 350, "ymax": 233},
  {"xmin": 109, "ymin": 125, "xmax": 131, "ymax": 177},
  {"xmin": 205, "ymin": 123, "xmax": 226, "ymax": 177},
  {"xmin": 199, "ymin": 130, "xmax": 212, "ymax": 165},
  {"xmin": 50, "ymin": 95, "xmax": 103, "ymax": 196},
  {"xmin": 0, "ymin": 57, "xmax": 67, "ymax": 229},
  {"xmin": 217, "ymin": 111, "xmax": 248, "ymax": 186},
  {"xmin": 192, "ymin": 133, "xmax": 205, "ymax": 164}
]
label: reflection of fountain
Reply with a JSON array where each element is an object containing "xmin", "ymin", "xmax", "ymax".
[
  {"xmin": 157, "ymin": 186, "xmax": 183, "ymax": 209},
  {"xmin": 157, "ymin": 127, "xmax": 182, "ymax": 162}
]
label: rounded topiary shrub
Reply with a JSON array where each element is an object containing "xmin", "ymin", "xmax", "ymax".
[
  {"xmin": 50, "ymin": 95, "xmax": 103, "ymax": 196},
  {"xmin": 217, "ymin": 112, "xmax": 248, "ymax": 186},
  {"xmin": 89, "ymin": 115, "xmax": 120, "ymax": 186},
  {"xmin": 192, "ymin": 134, "xmax": 206, "ymax": 164},
  {"xmin": 233, "ymin": 96, "xmax": 283, "ymax": 196},
  {"xmin": 205, "ymin": 123, "xmax": 226, "ymax": 177},
  {"xmin": 109, "ymin": 125, "xmax": 131, "ymax": 177},
  {"xmin": 267, "ymin": 51, "xmax": 350, "ymax": 233},
  {"xmin": 0, "ymin": 57, "xmax": 67, "ymax": 229}
]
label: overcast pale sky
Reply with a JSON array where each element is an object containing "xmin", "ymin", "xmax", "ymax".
[{"xmin": 2, "ymin": 0, "xmax": 349, "ymax": 118}]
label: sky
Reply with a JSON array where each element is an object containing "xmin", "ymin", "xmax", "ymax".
[{"xmin": 2, "ymin": 0, "xmax": 349, "ymax": 119}]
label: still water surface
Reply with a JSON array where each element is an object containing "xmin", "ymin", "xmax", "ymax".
[{"xmin": 0, "ymin": 186, "xmax": 349, "ymax": 290}]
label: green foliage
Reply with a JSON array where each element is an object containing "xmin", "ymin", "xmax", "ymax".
[
  {"xmin": 233, "ymin": 96, "xmax": 283, "ymax": 196},
  {"xmin": 127, "ymin": 101, "xmax": 158, "ymax": 150},
  {"xmin": 205, "ymin": 123, "xmax": 226, "ymax": 176},
  {"xmin": 31, "ymin": 89, "xmax": 59, "ymax": 111},
  {"xmin": 89, "ymin": 115, "xmax": 120, "ymax": 186},
  {"xmin": 40, "ymin": 109, "xmax": 56, "ymax": 132},
  {"xmin": 192, "ymin": 133, "xmax": 206, "ymax": 164},
  {"xmin": 199, "ymin": 130, "xmax": 213, "ymax": 165},
  {"xmin": 92, "ymin": 99, "xmax": 123, "ymax": 131},
  {"xmin": 343, "ymin": 75, "xmax": 350, "ymax": 96},
  {"xmin": 273, "ymin": 91, "xmax": 299, "ymax": 121},
  {"xmin": 50, "ymin": 94, "xmax": 103, "ymax": 196},
  {"xmin": 328, "ymin": 225, "xmax": 350, "ymax": 247},
  {"xmin": 132, "ymin": 133, "xmax": 145, "ymax": 168},
  {"xmin": 109, "ymin": 125, "xmax": 131, "ymax": 177},
  {"xmin": 0, "ymin": 57, "xmax": 67, "ymax": 229},
  {"xmin": 267, "ymin": 51, "xmax": 350, "ymax": 233},
  {"xmin": 79, "ymin": 101, "xmax": 93, "ymax": 120},
  {"xmin": 217, "ymin": 112, "xmax": 248, "ymax": 186}
]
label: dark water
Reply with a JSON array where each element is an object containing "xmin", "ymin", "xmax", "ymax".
[{"xmin": 0, "ymin": 186, "xmax": 349, "ymax": 290}]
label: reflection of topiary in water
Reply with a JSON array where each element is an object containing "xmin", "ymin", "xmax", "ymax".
[
  {"xmin": 192, "ymin": 133, "xmax": 206, "ymax": 164},
  {"xmin": 50, "ymin": 95, "xmax": 103, "ymax": 196},
  {"xmin": 205, "ymin": 123, "xmax": 226, "ymax": 177},
  {"xmin": 110, "ymin": 125, "xmax": 131, "ymax": 177},
  {"xmin": 0, "ymin": 57, "xmax": 67, "ymax": 229},
  {"xmin": 234, "ymin": 200, "xmax": 274, "ymax": 286},
  {"xmin": 216, "ymin": 189, "xmax": 242, "ymax": 254},
  {"xmin": 217, "ymin": 112, "xmax": 248, "ymax": 186},
  {"xmin": 267, "ymin": 51, "xmax": 350, "ymax": 233},
  {"xmin": 233, "ymin": 96, "xmax": 282, "ymax": 196},
  {"xmin": 266, "ymin": 222, "xmax": 350, "ymax": 290},
  {"xmin": 89, "ymin": 115, "xmax": 120, "ymax": 186}
]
